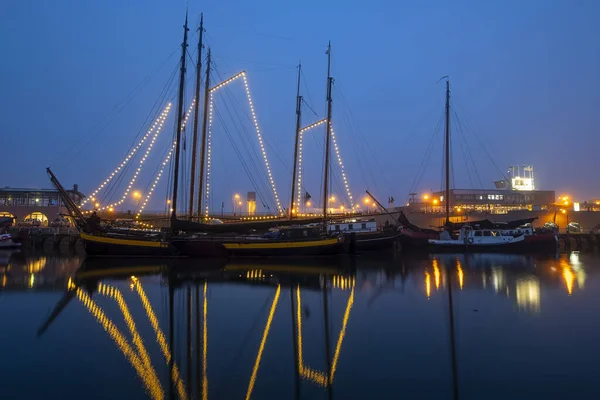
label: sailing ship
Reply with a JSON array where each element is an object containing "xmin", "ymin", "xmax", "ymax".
[
  {"xmin": 49, "ymin": 14, "xmax": 347, "ymax": 258},
  {"xmin": 398, "ymin": 79, "xmax": 557, "ymax": 252}
]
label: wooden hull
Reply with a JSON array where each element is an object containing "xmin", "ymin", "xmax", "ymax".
[
  {"xmin": 222, "ymin": 236, "xmax": 344, "ymax": 257},
  {"xmin": 80, "ymin": 232, "xmax": 345, "ymax": 258}
]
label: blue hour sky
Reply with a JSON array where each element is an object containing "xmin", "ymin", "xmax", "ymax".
[{"xmin": 1, "ymin": 0, "xmax": 599, "ymax": 213}]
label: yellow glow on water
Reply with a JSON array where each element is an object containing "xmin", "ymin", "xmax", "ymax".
[
  {"xmin": 246, "ymin": 285, "xmax": 280, "ymax": 400},
  {"xmin": 562, "ymin": 263, "xmax": 575, "ymax": 295},
  {"xmin": 130, "ymin": 278, "xmax": 187, "ymax": 400},
  {"xmin": 433, "ymin": 260, "xmax": 440, "ymax": 290},
  {"xmin": 295, "ymin": 285, "xmax": 355, "ymax": 387},
  {"xmin": 516, "ymin": 277, "xmax": 541, "ymax": 313},
  {"xmin": 425, "ymin": 272, "xmax": 431, "ymax": 298},
  {"xmin": 75, "ymin": 286, "xmax": 163, "ymax": 400},
  {"xmin": 457, "ymin": 261, "xmax": 464, "ymax": 290}
]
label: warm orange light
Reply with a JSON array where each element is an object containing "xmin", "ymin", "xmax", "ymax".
[
  {"xmin": 340, "ymin": 205, "xmax": 345, "ymax": 211},
  {"xmin": 423, "ymin": 194, "xmax": 429, "ymax": 200},
  {"xmin": 166, "ymin": 200, "xmax": 171, "ymax": 204},
  {"xmin": 238, "ymin": 201, "xmax": 242, "ymax": 206},
  {"xmin": 456, "ymin": 207, "xmax": 462, "ymax": 212},
  {"xmin": 133, "ymin": 191, "xmax": 142, "ymax": 199},
  {"xmin": 363, "ymin": 197, "xmax": 370, "ymax": 204},
  {"xmin": 329, "ymin": 196, "xmax": 336, "ymax": 202},
  {"xmin": 234, "ymin": 193, "xmax": 240, "ymax": 199},
  {"xmin": 561, "ymin": 209, "xmax": 566, "ymax": 214},
  {"xmin": 306, "ymin": 201, "xmax": 312, "ymax": 207},
  {"xmin": 94, "ymin": 202, "xmax": 100, "ymax": 208},
  {"xmin": 108, "ymin": 207, "xmax": 114, "ymax": 212},
  {"xmin": 433, "ymin": 199, "xmax": 439, "ymax": 205}
]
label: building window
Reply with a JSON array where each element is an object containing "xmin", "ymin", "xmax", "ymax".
[
  {"xmin": 361, "ymin": 223, "xmax": 367, "ymax": 230},
  {"xmin": 348, "ymin": 224, "xmax": 354, "ymax": 230}
]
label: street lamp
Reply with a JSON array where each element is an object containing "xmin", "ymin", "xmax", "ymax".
[{"xmin": 133, "ymin": 191, "xmax": 142, "ymax": 199}]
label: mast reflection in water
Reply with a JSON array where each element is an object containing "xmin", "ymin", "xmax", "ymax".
[{"xmin": 1, "ymin": 251, "xmax": 600, "ymax": 399}]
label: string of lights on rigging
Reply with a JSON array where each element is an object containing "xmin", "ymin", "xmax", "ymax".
[
  {"xmin": 81, "ymin": 104, "xmax": 172, "ymax": 207},
  {"xmin": 204, "ymin": 71, "xmax": 283, "ymax": 215}
]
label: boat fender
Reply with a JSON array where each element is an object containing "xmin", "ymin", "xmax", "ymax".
[{"xmin": 467, "ymin": 237, "xmax": 474, "ymax": 244}]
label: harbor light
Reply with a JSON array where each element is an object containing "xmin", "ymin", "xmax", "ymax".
[
  {"xmin": 306, "ymin": 201, "xmax": 312, "ymax": 207},
  {"xmin": 329, "ymin": 196, "xmax": 336, "ymax": 202},
  {"xmin": 363, "ymin": 197, "xmax": 370, "ymax": 204},
  {"xmin": 423, "ymin": 194, "xmax": 429, "ymax": 200},
  {"xmin": 433, "ymin": 199, "xmax": 439, "ymax": 205},
  {"xmin": 133, "ymin": 191, "xmax": 142, "ymax": 199},
  {"xmin": 94, "ymin": 202, "xmax": 100, "ymax": 208},
  {"xmin": 108, "ymin": 207, "xmax": 114, "ymax": 212},
  {"xmin": 561, "ymin": 209, "xmax": 566, "ymax": 214}
]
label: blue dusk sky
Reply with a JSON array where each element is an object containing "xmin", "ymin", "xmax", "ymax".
[{"xmin": 1, "ymin": 0, "xmax": 599, "ymax": 213}]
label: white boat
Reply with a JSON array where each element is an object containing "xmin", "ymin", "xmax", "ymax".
[
  {"xmin": 0, "ymin": 233, "xmax": 21, "ymax": 249},
  {"xmin": 428, "ymin": 226, "xmax": 525, "ymax": 251}
]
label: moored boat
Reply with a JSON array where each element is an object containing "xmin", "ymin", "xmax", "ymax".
[
  {"xmin": 428, "ymin": 226, "xmax": 526, "ymax": 252},
  {"xmin": 0, "ymin": 233, "xmax": 21, "ymax": 249}
]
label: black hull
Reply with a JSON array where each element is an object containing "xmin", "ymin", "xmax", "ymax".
[{"xmin": 353, "ymin": 231, "xmax": 399, "ymax": 251}]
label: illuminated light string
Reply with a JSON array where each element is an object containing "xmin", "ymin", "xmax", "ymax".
[
  {"xmin": 206, "ymin": 71, "xmax": 283, "ymax": 215},
  {"xmin": 83, "ymin": 109, "xmax": 169, "ymax": 214},
  {"xmin": 330, "ymin": 125, "xmax": 355, "ymax": 210},
  {"xmin": 136, "ymin": 100, "xmax": 195, "ymax": 217},
  {"xmin": 91, "ymin": 100, "xmax": 194, "ymax": 215},
  {"xmin": 297, "ymin": 119, "xmax": 326, "ymax": 212},
  {"xmin": 81, "ymin": 104, "xmax": 172, "ymax": 208},
  {"xmin": 134, "ymin": 99, "xmax": 196, "ymax": 219},
  {"xmin": 296, "ymin": 119, "xmax": 355, "ymax": 212},
  {"xmin": 135, "ymin": 141, "xmax": 176, "ymax": 219},
  {"xmin": 204, "ymin": 92, "xmax": 214, "ymax": 217}
]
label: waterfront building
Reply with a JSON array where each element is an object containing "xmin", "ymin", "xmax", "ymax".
[{"xmin": 0, "ymin": 185, "xmax": 85, "ymax": 225}]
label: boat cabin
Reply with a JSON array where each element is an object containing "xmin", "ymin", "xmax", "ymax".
[
  {"xmin": 454, "ymin": 226, "xmax": 519, "ymax": 244},
  {"xmin": 329, "ymin": 219, "xmax": 377, "ymax": 233}
]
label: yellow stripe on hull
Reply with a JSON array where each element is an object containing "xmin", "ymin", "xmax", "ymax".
[
  {"xmin": 80, "ymin": 233, "xmax": 169, "ymax": 248},
  {"xmin": 222, "ymin": 238, "xmax": 339, "ymax": 249}
]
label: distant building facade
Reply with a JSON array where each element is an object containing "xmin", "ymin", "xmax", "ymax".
[
  {"xmin": 410, "ymin": 188, "xmax": 555, "ymax": 214},
  {"xmin": 0, "ymin": 185, "xmax": 85, "ymax": 225}
]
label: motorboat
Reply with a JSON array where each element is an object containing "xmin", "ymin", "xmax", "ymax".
[{"xmin": 428, "ymin": 226, "xmax": 525, "ymax": 252}]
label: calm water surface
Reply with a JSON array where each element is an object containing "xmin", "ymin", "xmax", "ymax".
[{"xmin": 1, "ymin": 250, "xmax": 599, "ymax": 399}]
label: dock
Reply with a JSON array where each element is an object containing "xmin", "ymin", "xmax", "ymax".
[{"xmin": 8, "ymin": 227, "xmax": 84, "ymax": 254}]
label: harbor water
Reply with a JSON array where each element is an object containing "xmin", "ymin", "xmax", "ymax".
[{"xmin": 1, "ymin": 250, "xmax": 599, "ymax": 399}]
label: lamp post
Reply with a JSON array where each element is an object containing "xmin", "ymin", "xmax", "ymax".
[{"xmin": 233, "ymin": 194, "xmax": 240, "ymax": 216}]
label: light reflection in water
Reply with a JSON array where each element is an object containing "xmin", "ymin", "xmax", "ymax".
[
  {"xmin": 425, "ymin": 271, "xmax": 431, "ymax": 299},
  {"xmin": 432, "ymin": 259, "xmax": 441, "ymax": 290},
  {"xmin": 456, "ymin": 260, "xmax": 464, "ymax": 290},
  {"xmin": 561, "ymin": 260, "xmax": 575, "ymax": 295},
  {"xmin": 245, "ymin": 285, "xmax": 280, "ymax": 400},
  {"xmin": 516, "ymin": 277, "xmax": 541, "ymax": 313},
  {"xmin": 295, "ymin": 283, "xmax": 355, "ymax": 387}
]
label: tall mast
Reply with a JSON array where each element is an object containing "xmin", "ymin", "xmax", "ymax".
[
  {"xmin": 289, "ymin": 62, "xmax": 302, "ymax": 219},
  {"xmin": 322, "ymin": 41, "xmax": 333, "ymax": 221},
  {"xmin": 188, "ymin": 13, "xmax": 204, "ymax": 219},
  {"xmin": 197, "ymin": 48, "xmax": 211, "ymax": 219},
  {"xmin": 171, "ymin": 13, "xmax": 189, "ymax": 222},
  {"xmin": 444, "ymin": 78, "xmax": 451, "ymax": 225}
]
